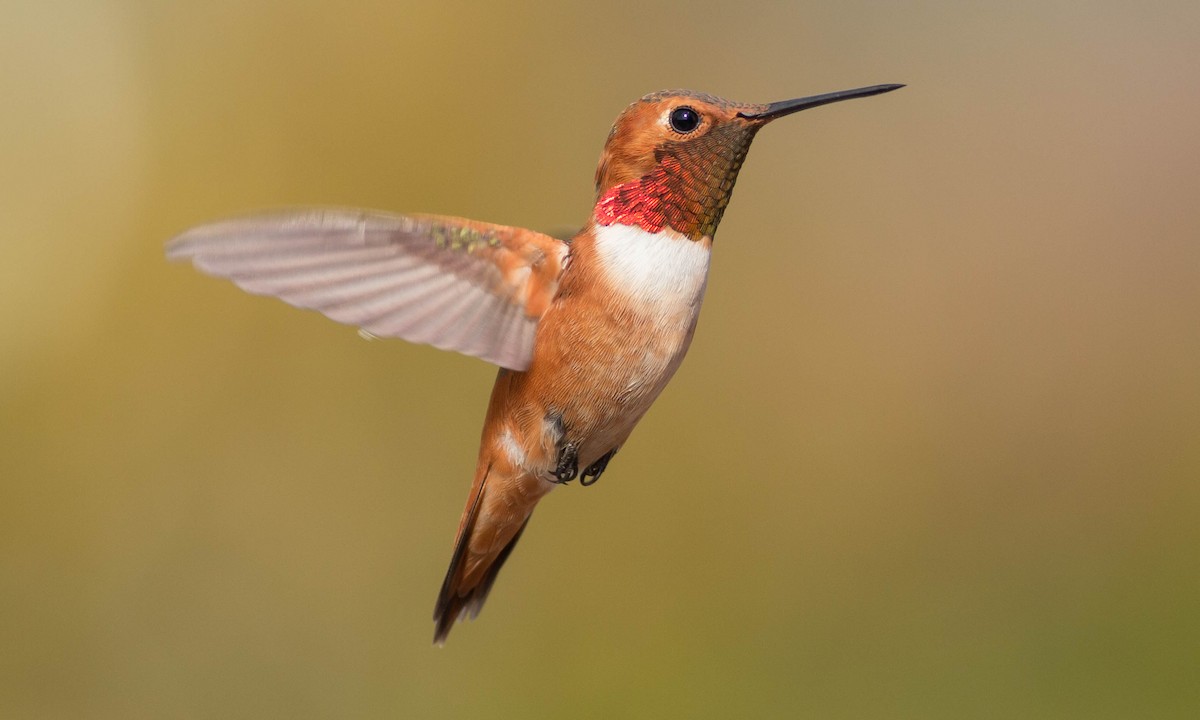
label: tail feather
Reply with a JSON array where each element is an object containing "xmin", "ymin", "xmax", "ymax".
[{"xmin": 433, "ymin": 464, "xmax": 535, "ymax": 645}]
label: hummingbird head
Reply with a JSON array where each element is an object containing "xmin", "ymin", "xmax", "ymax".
[{"xmin": 592, "ymin": 84, "xmax": 903, "ymax": 241}]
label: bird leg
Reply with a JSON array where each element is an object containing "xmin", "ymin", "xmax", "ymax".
[
  {"xmin": 580, "ymin": 449, "xmax": 615, "ymax": 486},
  {"xmin": 549, "ymin": 441, "xmax": 579, "ymax": 483}
]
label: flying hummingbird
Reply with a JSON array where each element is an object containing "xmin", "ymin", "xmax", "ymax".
[{"xmin": 167, "ymin": 83, "xmax": 902, "ymax": 644}]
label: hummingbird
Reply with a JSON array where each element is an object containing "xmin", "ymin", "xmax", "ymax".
[{"xmin": 167, "ymin": 83, "xmax": 902, "ymax": 645}]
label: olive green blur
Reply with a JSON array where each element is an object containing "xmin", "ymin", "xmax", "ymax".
[{"xmin": 3, "ymin": 1, "xmax": 1199, "ymax": 717}]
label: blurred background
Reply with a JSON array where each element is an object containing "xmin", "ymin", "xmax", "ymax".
[{"xmin": 3, "ymin": 1, "xmax": 1199, "ymax": 717}]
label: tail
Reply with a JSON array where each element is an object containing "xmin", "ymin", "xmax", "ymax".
[{"xmin": 433, "ymin": 461, "xmax": 540, "ymax": 645}]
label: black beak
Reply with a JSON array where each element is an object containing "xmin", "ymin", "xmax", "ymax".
[{"xmin": 737, "ymin": 84, "xmax": 904, "ymax": 122}]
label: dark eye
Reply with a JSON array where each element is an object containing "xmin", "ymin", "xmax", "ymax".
[{"xmin": 669, "ymin": 106, "xmax": 701, "ymax": 133}]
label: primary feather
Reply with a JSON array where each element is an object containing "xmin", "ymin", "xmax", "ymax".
[{"xmin": 167, "ymin": 208, "xmax": 569, "ymax": 370}]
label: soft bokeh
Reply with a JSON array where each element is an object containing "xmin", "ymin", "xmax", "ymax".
[{"xmin": 3, "ymin": 1, "xmax": 1198, "ymax": 717}]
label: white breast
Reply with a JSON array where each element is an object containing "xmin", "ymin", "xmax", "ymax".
[{"xmin": 592, "ymin": 223, "xmax": 711, "ymax": 321}]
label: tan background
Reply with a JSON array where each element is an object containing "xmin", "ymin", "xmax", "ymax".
[{"xmin": 3, "ymin": 1, "xmax": 1198, "ymax": 717}]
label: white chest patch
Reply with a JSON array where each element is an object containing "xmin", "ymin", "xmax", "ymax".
[{"xmin": 593, "ymin": 223, "xmax": 711, "ymax": 318}]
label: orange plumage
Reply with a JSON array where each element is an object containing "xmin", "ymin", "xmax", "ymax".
[{"xmin": 166, "ymin": 84, "xmax": 902, "ymax": 645}]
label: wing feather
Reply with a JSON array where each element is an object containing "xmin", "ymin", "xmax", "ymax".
[{"xmin": 167, "ymin": 208, "xmax": 569, "ymax": 370}]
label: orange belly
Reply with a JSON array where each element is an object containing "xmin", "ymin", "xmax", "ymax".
[{"xmin": 482, "ymin": 224, "xmax": 712, "ymax": 477}]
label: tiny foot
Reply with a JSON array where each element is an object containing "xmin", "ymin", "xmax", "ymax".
[
  {"xmin": 580, "ymin": 449, "xmax": 616, "ymax": 487},
  {"xmin": 549, "ymin": 442, "xmax": 579, "ymax": 483}
]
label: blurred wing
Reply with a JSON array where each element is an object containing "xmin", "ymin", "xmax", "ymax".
[{"xmin": 166, "ymin": 208, "xmax": 569, "ymax": 370}]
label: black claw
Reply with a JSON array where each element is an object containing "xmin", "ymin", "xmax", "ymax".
[
  {"xmin": 580, "ymin": 449, "xmax": 616, "ymax": 487},
  {"xmin": 550, "ymin": 442, "xmax": 579, "ymax": 483}
]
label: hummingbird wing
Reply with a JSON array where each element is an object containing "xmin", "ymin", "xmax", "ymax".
[{"xmin": 167, "ymin": 209, "xmax": 568, "ymax": 371}]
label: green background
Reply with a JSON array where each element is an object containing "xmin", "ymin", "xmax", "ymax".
[{"xmin": 3, "ymin": 1, "xmax": 1198, "ymax": 717}]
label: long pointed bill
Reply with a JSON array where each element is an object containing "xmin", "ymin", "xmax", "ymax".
[{"xmin": 737, "ymin": 83, "xmax": 904, "ymax": 122}]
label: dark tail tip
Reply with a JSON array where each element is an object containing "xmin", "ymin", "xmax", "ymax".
[
  {"xmin": 432, "ymin": 516, "xmax": 531, "ymax": 646},
  {"xmin": 432, "ymin": 600, "xmax": 462, "ymax": 647}
]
